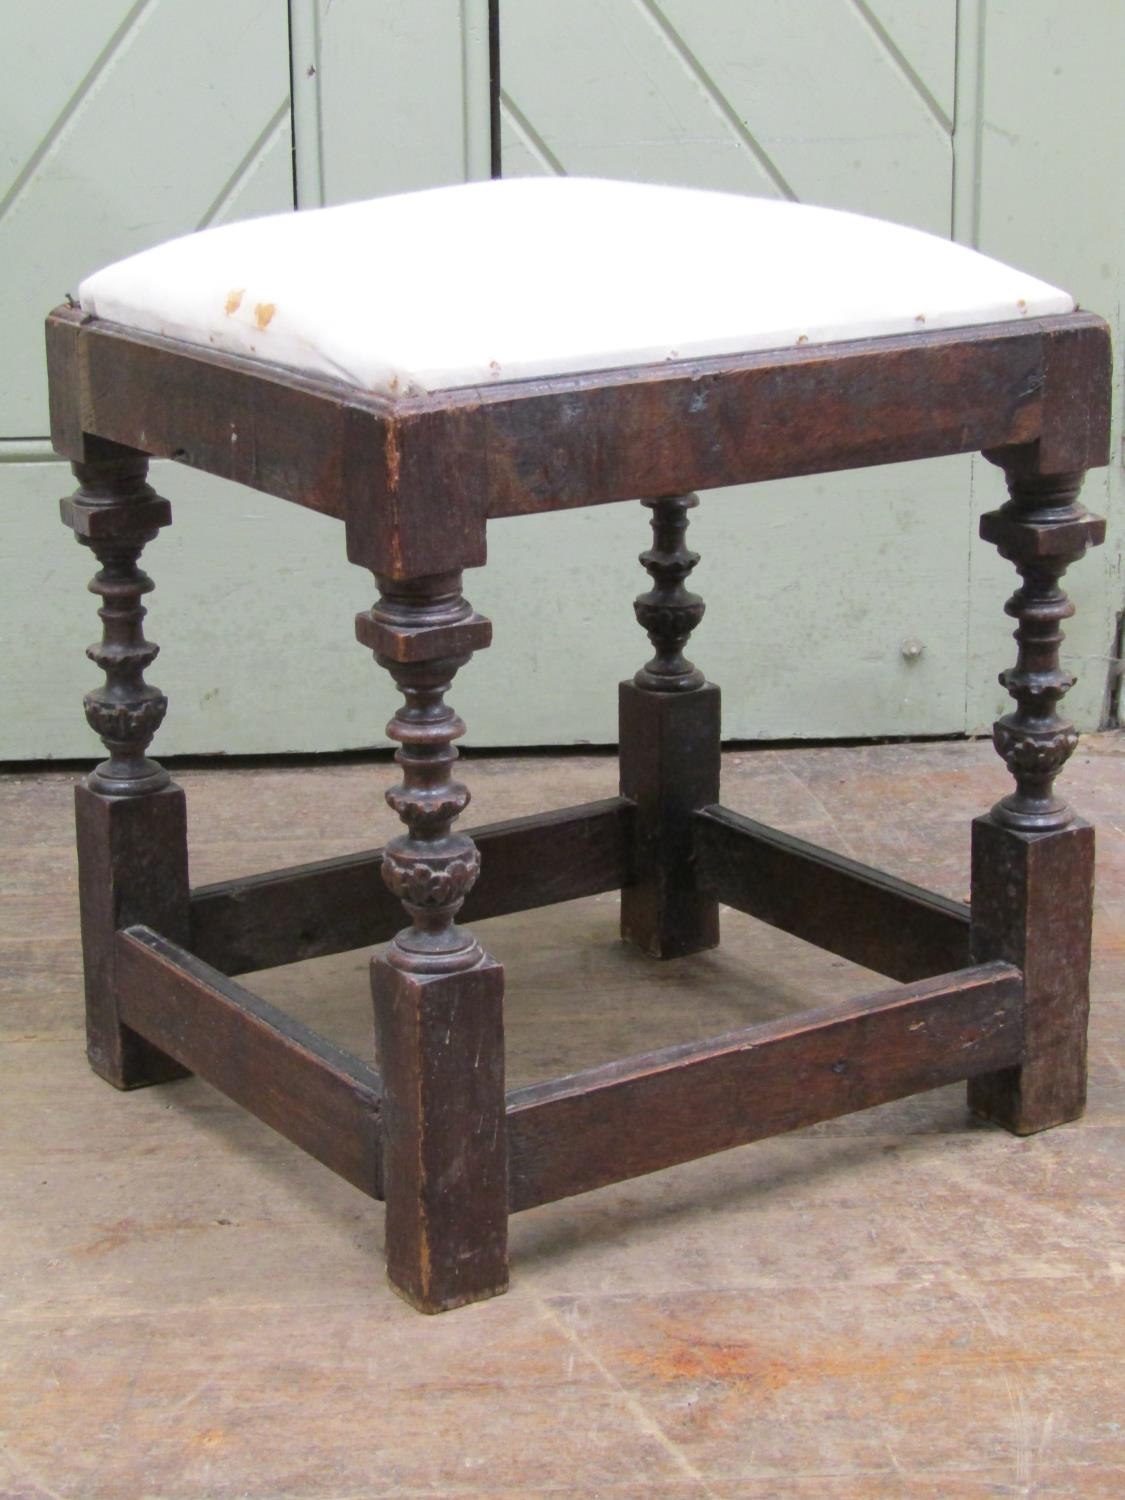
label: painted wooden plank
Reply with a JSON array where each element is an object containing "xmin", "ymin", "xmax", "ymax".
[
  {"xmin": 963, "ymin": 0, "xmax": 1124, "ymax": 734},
  {"xmin": 649, "ymin": 0, "xmax": 953, "ymax": 231},
  {"xmin": 11, "ymin": 2, "xmax": 1117, "ymax": 757},
  {"xmin": 0, "ymin": 0, "xmax": 293, "ymax": 438},
  {"xmin": 1, "ymin": 458, "xmax": 376, "ymax": 760},
  {"xmin": 2, "ymin": 448, "xmax": 984, "ymax": 756},
  {"xmin": 494, "ymin": 0, "xmax": 1116, "ymax": 741},
  {"xmin": 500, "ymin": 0, "xmax": 954, "ymax": 228},
  {"xmin": 500, "ymin": 0, "xmax": 799, "ymax": 197},
  {"xmin": 296, "ymin": 0, "xmax": 492, "ymax": 207},
  {"xmin": 862, "ymin": 0, "xmax": 957, "ymax": 124},
  {"xmin": 491, "ymin": 0, "xmax": 970, "ymax": 741},
  {"xmin": 0, "ymin": 0, "xmax": 140, "ymax": 205}
]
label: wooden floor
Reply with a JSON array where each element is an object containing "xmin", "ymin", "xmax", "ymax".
[{"xmin": 3, "ymin": 738, "xmax": 1124, "ymax": 1499}]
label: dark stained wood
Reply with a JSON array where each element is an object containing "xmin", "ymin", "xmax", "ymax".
[
  {"xmin": 341, "ymin": 404, "xmax": 489, "ymax": 579},
  {"xmin": 631, "ymin": 493, "xmax": 706, "ymax": 693},
  {"xmin": 966, "ymin": 450, "xmax": 1101, "ymax": 1133},
  {"xmin": 620, "ymin": 492, "xmax": 720, "ymax": 958},
  {"xmin": 116, "ymin": 925, "xmax": 383, "ymax": 1197},
  {"xmin": 693, "ymin": 805, "xmax": 972, "ymax": 982},
  {"xmin": 469, "ymin": 318, "xmax": 1109, "ymax": 523},
  {"xmin": 44, "ymin": 308, "xmax": 88, "ymax": 461},
  {"xmin": 189, "ymin": 797, "xmax": 634, "ymax": 976},
  {"xmin": 1036, "ymin": 317, "xmax": 1114, "ymax": 474},
  {"xmin": 60, "ymin": 451, "xmax": 174, "ymax": 797},
  {"xmin": 47, "ymin": 280, "xmax": 1110, "ymax": 1312},
  {"xmin": 357, "ymin": 572, "xmax": 494, "ymax": 974},
  {"xmin": 968, "ymin": 816, "xmax": 1093, "ymax": 1135},
  {"xmin": 620, "ymin": 685, "xmax": 720, "ymax": 959},
  {"xmin": 507, "ymin": 962, "xmax": 1023, "ymax": 1212},
  {"xmin": 46, "ymin": 306, "xmax": 1112, "ymax": 579},
  {"xmin": 75, "ymin": 784, "xmax": 191, "ymax": 1089},
  {"xmin": 373, "ymin": 953, "xmax": 507, "ymax": 1312},
  {"xmin": 60, "ymin": 446, "xmax": 189, "ymax": 1089},
  {"xmin": 362, "ymin": 571, "xmax": 509, "ymax": 1310},
  {"xmin": 977, "ymin": 455, "xmax": 1104, "ymax": 831},
  {"xmin": 46, "ymin": 305, "xmax": 358, "ymax": 519}
]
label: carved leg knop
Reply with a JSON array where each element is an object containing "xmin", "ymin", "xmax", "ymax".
[
  {"xmin": 63, "ymin": 454, "xmax": 172, "ymax": 797},
  {"xmin": 632, "ymin": 493, "xmax": 706, "ymax": 692},
  {"xmin": 969, "ymin": 452, "xmax": 1105, "ymax": 1134},
  {"xmin": 982, "ymin": 465, "xmax": 1104, "ymax": 831},
  {"xmin": 357, "ymin": 572, "xmax": 508, "ymax": 1311},
  {"xmin": 620, "ymin": 494, "xmax": 721, "ymax": 958},
  {"xmin": 61, "ymin": 449, "xmax": 190, "ymax": 1088}
]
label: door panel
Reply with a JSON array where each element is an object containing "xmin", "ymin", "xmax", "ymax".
[
  {"xmin": 501, "ymin": 0, "xmax": 952, "ymax": 227},
  {"xmin": 859, "ymin": 0, "xmax": 956, "ymax": 122},
  {"xmin": 0, "ymin": 0, "xmax": 293, "ymax": 437},
  {"xmin": 496, "ymin": 0, "xmax": 968, "ymax": 741},
  {"xmin": 291, "ymin": 0, "xmax": 492, "ymax": 206},
  {"xmin": 5, "ymin": 2, "xmax": 1115, "ymax": 758},
  {"xmin": 965, "ymin": 0, "xmax": 1125, "ymax": 733}
]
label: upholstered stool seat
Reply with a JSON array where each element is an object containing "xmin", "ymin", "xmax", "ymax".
[
  {"xmin": 79, "ymin": 177, "xmax": 1074, "ymax": 394},
  {"xmin": 49, "ymin": 178, "xmax": 1111, "ymax": 1313}
]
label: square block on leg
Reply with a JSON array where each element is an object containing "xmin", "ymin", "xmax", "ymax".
[
  {"xmin": 372, "ymin": 951, "xmax": 508, "ymax": 1312},
  {"xmin": 619, "ymin": 680, "xmax": 721, "ymax": 959},
  {"xmin": 75, "ymin": 781, "xmax": 191, "ymax": 1089},
  {"xmin": 968, "ymin": 814, "xmax": 1094, "ymax": 1134}
]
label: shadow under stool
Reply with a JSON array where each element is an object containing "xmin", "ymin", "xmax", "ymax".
[{"xmin": 47, "ymin": 178, "xmax": 1112, "ymax": 1312}]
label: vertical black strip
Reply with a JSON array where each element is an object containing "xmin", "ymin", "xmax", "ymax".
[
  {"xmin": 1104, "ymin": 606, "xmax": 1125, "ymax": 729},
  {"xmin": 488, "ymin": 0, "xmax": 501, "ymax": 178},
  {"xmin": 286, "ymin": 1, "xmax": 300, "ymax": 208}
]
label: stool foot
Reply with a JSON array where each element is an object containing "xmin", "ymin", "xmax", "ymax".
[
  {"xmin": 620, "ymin": 681, "xmax": 721, "ymax": 958},
  {"xmin": 968, "ymin": 815, "xmax": 1093, "ymax": 1134},
  {"xmin": 76, "ymin": 773, "xmax": 191, "ymax": 1089},
  {"xmin": 373, "ymin": 952, "xmax": 508, "ymax": 1311}
]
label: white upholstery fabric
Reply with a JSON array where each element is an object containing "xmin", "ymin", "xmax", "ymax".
[{"xmin": 79, "ymin": 178, "xmax": 1074, "ymax": 398}]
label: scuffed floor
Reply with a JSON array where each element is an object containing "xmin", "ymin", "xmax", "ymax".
[{"xmin": 2, "ymin": 737, "xmax": 1124, "ymax": 1498}]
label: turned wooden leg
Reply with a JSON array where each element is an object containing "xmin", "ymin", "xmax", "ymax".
[
  {"xmin": 357, "ymin": 574, "xmax": 507, "ymax": 1312},
  {"xmin": 60, "ymin": 447, "xmax": 190, "ymax": 1089},
  {"xmin": 968, "ymin": 451, "xmax": 1105, "ymax": 1134},
  {"xmin": 620, "ymin": 493, "xmax": 720, "ymax": 958}
]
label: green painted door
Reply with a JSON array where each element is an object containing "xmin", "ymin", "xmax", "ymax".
[
  {"xmin": 494, "ymin": 0, "xmax": 1121, "ymax": 744},
  {"xmin": 4, "ymin": 1, "xmax": 1120, "ymax": 757},
  {"xmin": 3, "ymin": 1, "xmax": 490, "ymax": 759}
]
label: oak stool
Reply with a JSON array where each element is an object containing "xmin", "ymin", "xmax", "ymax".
[{"xmin": 49, "ymin": 179, "xmax": 1111, "ymax": 1312}]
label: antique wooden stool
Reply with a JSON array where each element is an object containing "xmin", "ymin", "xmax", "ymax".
[{"xmin": 48, "ymin": 178, "xmax": 1111, "ymax": 1312}]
